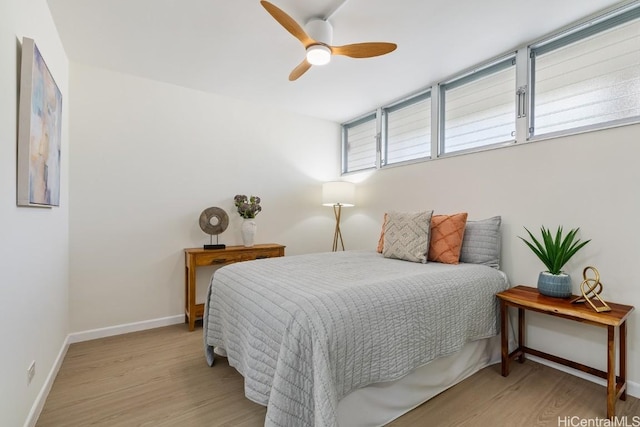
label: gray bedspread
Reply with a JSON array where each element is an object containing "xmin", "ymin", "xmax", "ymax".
[{"xmin": 204, "ymin": 250, "xmax": 509, "ymax": 427}]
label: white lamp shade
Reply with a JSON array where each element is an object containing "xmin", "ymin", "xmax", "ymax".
[{"xmin": 322, "ymin": 181, "xmax": 355, "ymax": 207}]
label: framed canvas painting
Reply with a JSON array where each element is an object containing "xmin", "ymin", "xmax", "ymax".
[{"xmin": 17, "ymin": 37, "xmax": 62, "ymax": 207}]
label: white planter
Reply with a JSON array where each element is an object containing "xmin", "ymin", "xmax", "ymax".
[{"xmin": 241, "ymin": 219, "xmax": 257, "ymax": 247}]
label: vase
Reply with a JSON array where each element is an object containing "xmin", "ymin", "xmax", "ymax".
[
  {"xmin": 241, "ymin": 219, "xmax": 257, "ymax": 247},
  {"xmin": 537, "ymin": 271, "xmax": 572, "ymax": 298}
]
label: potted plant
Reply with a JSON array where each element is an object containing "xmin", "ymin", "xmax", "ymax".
[
  {"xmin": 234, "ymin": 195, "xmax": 262, "ymax": 247},
  {"xmin": 519, "ymin": 226, "xmax": 590, "ymax": 298}
]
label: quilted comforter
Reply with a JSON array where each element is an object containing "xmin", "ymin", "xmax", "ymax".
[{"xmin": 204, "ymin": 250, "xmax": 509, "ymax": 427}]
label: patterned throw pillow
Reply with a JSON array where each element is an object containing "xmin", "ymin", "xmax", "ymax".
[
  {"xmin": 383, "ymin": 210, "xmax": 433, "ymax": 263},
  {"xmin": 428, "ymin": 213, "xmax": 468, "ymax": 264}
]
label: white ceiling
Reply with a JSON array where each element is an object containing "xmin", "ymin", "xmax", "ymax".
[{"xmin": 47, "ymin": 0, "xmax": 622, "ymax": 123}]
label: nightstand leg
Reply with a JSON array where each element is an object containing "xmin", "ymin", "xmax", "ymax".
[
  {"xmin": 607, "ymin": 325, "xmax": 616, "ymax": 419},
  {"xmin": 500, "ymin": 300, "xmax": 509, "ymax": 376}
]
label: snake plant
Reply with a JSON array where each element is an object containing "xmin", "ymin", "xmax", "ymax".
[{"xmin": 519, "ymin": 226, "xmax": 590, "ymax": 275}]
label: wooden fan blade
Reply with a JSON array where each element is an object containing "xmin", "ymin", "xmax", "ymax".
[
  {"xmin": 289, "ymin": 59, "xmax": 312, "ymax": 81},
  {"xmin": 260, "ymin": 1, "xmax": 314, "ymax": 47},
  {"xmin": 331, "ymin": 42, "xmax": 397, "ymax": 58}
]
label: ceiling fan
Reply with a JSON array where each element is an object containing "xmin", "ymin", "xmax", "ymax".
[{"xmin": 260, "ymin": 0, "xmax": 397, "ymax": 81}]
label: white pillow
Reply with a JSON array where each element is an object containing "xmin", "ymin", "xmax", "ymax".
[{"xmin": 383, "ymin": 210, "xmax": 433, "ymax": 263}]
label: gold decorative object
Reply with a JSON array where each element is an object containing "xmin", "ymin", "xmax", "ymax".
[{"xmin": 570, "ymin": 266, "xmax": 611, "ymax": 312}]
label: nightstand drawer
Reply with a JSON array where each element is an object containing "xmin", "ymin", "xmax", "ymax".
[
  {"xmin": 195, "ymin": 251, "xmax": 244, "ymax": 266},
  {"xmin": 243, "ymin": 248, "xmax": 283, "ymax": 260}
]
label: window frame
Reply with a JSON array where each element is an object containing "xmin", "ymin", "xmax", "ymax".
[
  {"xmin": 339, "ymin": 1, "xmax": 640, "ymax": 176},
  {"xmin": 438, "ymin": 54, "xmax": 517, "ymax": 157},
  {"xmin": 341, "ymin": 111, "xmax": 378, "ymax": 174},
  {"xmin": 381, "ymin": 90, "xmax": 432, "ymax": 167},
  {"xmin": 528, "ymin": 4, "xmax": 640, "ymax": 141}
]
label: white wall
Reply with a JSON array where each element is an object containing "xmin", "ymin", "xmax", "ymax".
[
  {"xmin": 0, "ymin": 1, "xmax": 69, "ymax": 426},
  {"xmin": 343, "ymin": 124, "xmax": 640, "ymax": 387},
  {"xmin": 68, "ymin": 63, "xmax": 340, "ymax": 332},
  {"xmin": 67, "ymin": 58, "xmax": 640, "ymax": 388}
]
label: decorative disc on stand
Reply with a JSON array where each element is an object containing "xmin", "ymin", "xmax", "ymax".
[{"xmin": 199, "ymin": 207, "xmax": 229, "ymax": 249}]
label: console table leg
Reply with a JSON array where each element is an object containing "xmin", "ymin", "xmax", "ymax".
[
  {"xmin": 500, "ymin": 300, "xmax": 509, "ymax": 376},
  {"xmin": 187, "ymin": 256, "xmax": 197, "ymax": 332},
  {"xmin": 607, "ymin": 325, "xmax": 616, "ymax": 419},
  {"xmin": 184, "ymin": 262, "xmax": 189, "ymax": 325},
  {"xmin": 620, "ymin": 321, "xmax": 627, "ymax": 401},
  {"xmin": 517, "ymin": 308, "xmax": 525, "ymax": 363}
]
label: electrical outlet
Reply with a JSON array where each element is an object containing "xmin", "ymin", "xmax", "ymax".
[{"xmin": 27, "ymin": 361, "xmax": 36, "ymax": 384}]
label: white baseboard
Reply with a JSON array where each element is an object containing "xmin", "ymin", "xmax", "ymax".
[
  {"xmin": 25, "ymin": 314, "xmax": 185, "ymax": 427},
  {"xmin": 23, "ymin": 335, "xmax": 70, "ymax": 427},
  {"xmin": 528, "ymin": 355, "xmax": 640, "ymax": 399},
  {"xmin": 68, "ymin": 314, "xmax": 185, "ymax": 343}
]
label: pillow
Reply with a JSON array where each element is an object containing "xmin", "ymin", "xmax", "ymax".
[
  {"xmin": 459, "ymin": 216, "xmax": 502, "ymax": 269},
  {"xmin": 383, "ymin": 210, "xmax": 433, "ymax": 263},
  {"xmin": 376, "ymin": 213, "xmax": 388, "ymax": 253},
  {"xmin": 427, "ymin": 213, "xmax": 468, "ymax": 264}
]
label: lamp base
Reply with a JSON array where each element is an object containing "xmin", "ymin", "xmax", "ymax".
[
  {"xmin": 332, "ymin": 204, "xmax": 345, "ymax": 252},
  {"xmin": 204, "ymin": 244, "xmax": 226, "ymax": 250}
]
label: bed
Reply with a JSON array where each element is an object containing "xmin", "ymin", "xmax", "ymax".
[{"xmin": 204, "ymin": 244, "xmax": 509, "ymax": 426}]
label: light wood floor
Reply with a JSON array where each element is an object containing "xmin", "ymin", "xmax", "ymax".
[{"xmin": 37, "ymin": 324, "xmax": 639, "ymax": 426}]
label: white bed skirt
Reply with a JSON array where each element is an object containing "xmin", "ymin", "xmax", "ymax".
[{"xmin": 336, "ymin": 335, "xmax": 502, "ymax": 426}]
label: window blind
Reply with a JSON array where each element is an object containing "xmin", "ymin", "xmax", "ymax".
[
  {"xmin": 343, "ymin": 114, "xmax": 377, "ymax": 173},
  {"xmin": 383, "ymin": 92, "xmax": 431, "ymax": 165},
  {"xmin": 440, "ymin": 58, "xmax": 516, "ymax": 154}
]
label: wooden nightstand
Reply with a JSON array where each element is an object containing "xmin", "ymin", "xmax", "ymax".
[
  {"xmin": 497, "ymin": 285, "xmax": 634, "ymax": 419},
  {"xmin": 184, "ymin": 244, "xmax": 285, "ymax": 331}
]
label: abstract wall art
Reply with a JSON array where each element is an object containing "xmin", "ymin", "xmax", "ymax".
[{"xmin": 17, "ymin": 37, "xmax": 62, "ymax": 207}]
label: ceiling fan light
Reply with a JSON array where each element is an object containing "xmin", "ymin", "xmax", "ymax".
[{"xmin": 306, "ymin": 45, "xmax": 331, "ymax": 66}]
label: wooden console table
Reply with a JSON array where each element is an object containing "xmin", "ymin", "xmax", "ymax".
[
  {"xmin": 497, "ymin": 285, "xmax": 634, "ymax": 419},
  {"xmin": 184, "ymin": 244, "xmax": 285, "ymax": 331}
]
